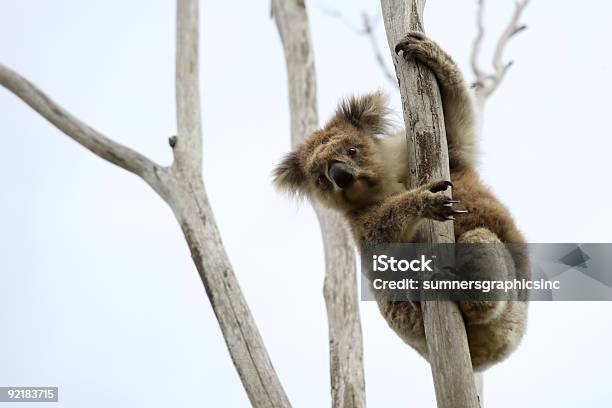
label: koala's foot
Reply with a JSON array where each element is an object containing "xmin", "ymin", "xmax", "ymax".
[
  {"xmin": 467, "ymin": 301, "xmax": 529, "ymax": 371},
  {"xmin": 418, "ymin": 180, "xmax": 468, "ymax": 222},
  {"xmin": 460, "ymin": 300, "xmax": 507, "ymax": 325},
  {"xmin": 394, "ymin": 31, "xmax": 464, "ymax": 90},
  {"xmin": 456, "ymin": 228, "xmax": 514, "ymax": 324}
]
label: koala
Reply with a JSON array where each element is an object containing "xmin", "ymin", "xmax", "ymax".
[{"xmin": 273, "ymin": 32, "xmax": 528, "ymax": 371}]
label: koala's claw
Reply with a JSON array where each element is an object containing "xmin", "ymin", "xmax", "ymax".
[
  {"xmin": 444, "ymin": 209, "xmax": 469, "ymax": 221},
  {"xmin": 394, "ymin": 31, "xmax": 465, "ymax": 91},
  {"xmin": 394, "ymin": 31, "xmax": 428, "ymax": 57},
  {"xmin": 394, "ymin": 31, "xmax": 430, "ymax": 60},
  {"xmin": 423, "ymin": 193, "xmax": 468, "ymax": 222}
]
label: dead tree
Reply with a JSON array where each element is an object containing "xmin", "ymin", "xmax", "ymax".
[
  {"xmin": 271, "ymin": 1, "xmax": 366, "ymax": 407},
  {"xmin": 0, "ymin": 0, "xmax": 290, "ymax": 406},
  {"xmin": 380, "ymin": 0, "xmax": 479, "ymax": 407},
  {"xmin": 379, "ymin": 1, "xmax": 529, "ymax": 407},
  {"xmin": 0, "ymin": 0, "xmax": 529, "ymax": 406}
]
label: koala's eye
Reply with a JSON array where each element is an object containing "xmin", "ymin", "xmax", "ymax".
[
  {"xmin": 317, "ymin": 175, "xmax": 327, "ymax": 186},
  {"xmin": 347, "ymin": 147, "xmax": 358, "ymax": 157}
]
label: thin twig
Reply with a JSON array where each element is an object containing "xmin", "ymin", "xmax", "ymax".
[
  {"xmin": 471, "ymin": 0, "xmax": 529, "ymax": 102},
  {"xmin": 320, "ymin": 7, "xmax": 398, "ymax": 88},
  {"xmin": 319, "ymin": 7, "xmax": 364, "ymax": 33},
  {"xmin": 362, "ymin": 13, "xmax": 398, "ymax": 88},
  {"xmin": 471, "ymin": 0, "xmax": 486, "ymax": 85}
]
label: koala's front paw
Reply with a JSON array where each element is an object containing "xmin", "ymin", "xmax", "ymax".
[
  {"xmin": 394, "ymin": 31, "xmax": 463, "ymax": 88},
  {"xmin": 419, "ymin": 180, "xmax": 468, "ymax": 221},
  {"xmin": 394, "ymin": 31, "xmax": 431, "ymax": 59}
]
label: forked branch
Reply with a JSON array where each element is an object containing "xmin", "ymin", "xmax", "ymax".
[
  {"xmin": 0, "ymin": 1, "xmax": 291, "ymax": 406},
  {"xmin": 471, "ymin": 0, "xmax": 529, "ymax": 103}
]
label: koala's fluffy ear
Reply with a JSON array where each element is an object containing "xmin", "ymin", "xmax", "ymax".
[
  {"xmin": 273, "ymin": 151, "xmax": 307, "ymax": 195},
  {"xmin": 328, "ymin": 91, "xmax": 392, "ymax": 135}
]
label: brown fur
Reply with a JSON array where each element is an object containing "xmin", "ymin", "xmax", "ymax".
[{"xmin": 274, "ymin": 32, "xmax": 528, "ymax": 371}]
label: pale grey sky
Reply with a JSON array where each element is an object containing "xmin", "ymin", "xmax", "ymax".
[{"xmin": 1, "ymin": 0, "xmax": 611, "ymax": 407}]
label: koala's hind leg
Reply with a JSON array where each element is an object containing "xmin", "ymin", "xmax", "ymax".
[
  {"xmin": 467, "ymin": 299, "xmax": 528, "ymax": 371},
  {"xmin": 456, "ymin": 228, "xmax": 512, "ymax": 323},
  {"xmin": 376, "ymin": 300, "xmax": 428, "ymax": 360},
  {"xmin": 456, "ymin": 228, "xmax": 527, "ymax": 370},
  {"xmin": 395, "ymin": 32, "xmax": 478, "ymax": 170}
]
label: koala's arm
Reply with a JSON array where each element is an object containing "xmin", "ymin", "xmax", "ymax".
[
  {"xmin": 352, "ymin": 180, "xmax": 464, "ymax": 247},
  {"xmin": 395, "ymin": 32, "xmax": 479, "ymax": 170}
]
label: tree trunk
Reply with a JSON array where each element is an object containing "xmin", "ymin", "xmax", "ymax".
[
  {"xmin": 272, "ymin": 1, "xmax": 367, "ymax": 407},
  {"xmin": 379, "ymin": 1, "xmax": 480, "ymax": 407}
]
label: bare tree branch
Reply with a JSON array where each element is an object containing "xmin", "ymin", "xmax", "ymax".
[
  {"xmin": 169, "ymin": 4, "xmax": 291, "ymax": 405},
  {"xmin": 380, "ymin": 1, "xmax": 480, "ymax": 407},
  {"xmin": 173, "ymin": 0, "xmax": 203, "ymax": 175},
  {"xmin": 362, "ymin": 13, "xmax": 399, "ymax": 88},
  {"xmin": 320, "ymin": 8, "xmax": 398, "ymax": 89},
  {"xmin": 0, "ymin": 64, "xmax": 161, "ymax": 186},
  {"xmin": 319, "ymin": 7, "xmax": 364, "ymax": 33},
  {"xmin": 1, "ymin": 1, "xmax": 292, "ymax": 406},
  {"xmin": 471, "ymin": 0, "xmax": 486, "ymax": 84},
  {"xmin": 472, "ymin": 0, "xmax": 529, "ymax": 104},
  {"xmin": 272, "ymin": 1, "xmax": 366, "ymax": 407}
]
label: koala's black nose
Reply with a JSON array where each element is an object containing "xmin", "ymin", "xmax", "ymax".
[{"xmin": 329, "ymin": 162, "xmax": 355, "ymax": 189}]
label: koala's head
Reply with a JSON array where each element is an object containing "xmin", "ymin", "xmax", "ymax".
[{"xmin": 273, "ymin": 91, "xmax": 404, "ymax": 212}]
